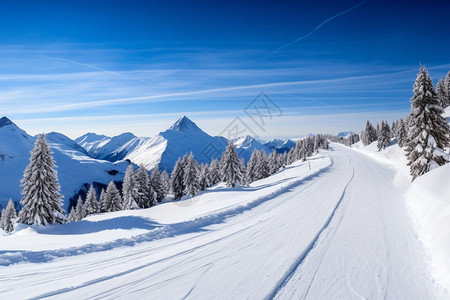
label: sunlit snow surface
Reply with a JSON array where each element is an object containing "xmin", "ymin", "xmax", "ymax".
[{"xmin": 0, "ymin": 144, "xmax": 446, "ymax": 299}]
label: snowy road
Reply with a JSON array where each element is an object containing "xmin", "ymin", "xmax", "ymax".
[{"xmin": 0, "ymin": 144, "xmax": 443, "ymax": 299}]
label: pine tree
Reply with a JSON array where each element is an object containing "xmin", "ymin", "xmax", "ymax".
[
  {"xmin": 396, "ymin": 118, "xmax": 408, "ymax": 148},
  {"xmin": 287, "ymin": 147, "xmax": 296, "ymax": 164},
  {"xmin": 436, "ymin": 79, "xmax": 448, "ymax": 108},
  {"xmin": 445, "ymin": 71, "xmax": 450, "ymax": 108},
  {"xmin": 246, "ymin": 149, "xmax": 259, "ymax": 183},
  {"xmin": 102, "ymin": 181, "xmax": 123, "ymax": 212},
  {"xmin": 134, "ymin": 165, "xmax": 157, "ymax": 208},
  {"xmin": 75, "ymin": 196, "xmax": 86, "ymax": 220},
  {"xmin": 406, "ymin": 66, "xmax": 450, "ymax": 181},
  {"xmin": 183, "ymin": 152, "xmax": 200, "ymax": 196},
  {"xmin": 256, "ymin": 150, "xmax": 270, "ymax": 179},
  {"xmin": 84, "ymin": 184, "xmax": 99, "ymax": 215},
  {"xmin": 170, "ymin": 158, "xmax": 185, "ymax": 199},
  {"xmin": 67, "ymin": 207, "xmax": 77, "ymax": 222},
  {"xmin": 150, "ymin": 165, "xmax": 166, "ymax": 202},
  {"xmin": 268, "ymin": 150, "xmax": 279, "ymax": 174},
  {"xmin": 208, "ymin": 159, "xmax": 221, "ymax": 185},
  {"xmin": 99, "ymin": 188, "xmax": 107, "ymax": 213},
  {"xmin": 122, "ymin": 164, "xmax": 138, "ymax": 209},
  {"xmin": 377, "ymin": 121, "xmax": 391, "ymax": 151},
  {"xmin": 198, "ymin": 163, "xmax": 210, "ymax": 191},
  {"xmin": 18, "ymin": 134, "xmax": 65, "ymax": 225},
  {"xmin": 220, "ymin": 143, "xmax": 243, "ymax": 187},
  {"xmin": 239, "ymin": 158, "xmax": 249, "ymax": 186},
  {"xmin": 1, "ymin": 199, "xmax": 17, "ymax": 233},
  {"xmin": 161, "ymin": 170, "xmax": 170, "ymax": 196},
  {"xmin": 361, "ymin": 120, "xmax": 378, "ymax": 146}
]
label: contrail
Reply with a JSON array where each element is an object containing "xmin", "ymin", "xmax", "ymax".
[{"xmin": 271, "ymin": 0, "xmax": 368, "ymax": 56}]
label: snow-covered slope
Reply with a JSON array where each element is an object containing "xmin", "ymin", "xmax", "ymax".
[
  {"xmin": 75, "ymin": 133, "xmax": 111, "ymax": 156},
  {"xmin": 0, "ymin": 117, "xmax": 129, "ymax": 211},
  {"xmin": 0, "ymin": 144, "xmax": 444, "ymax": 299}
]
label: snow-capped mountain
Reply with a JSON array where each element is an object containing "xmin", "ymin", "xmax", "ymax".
[
  {"xmin": 233, "ymin": 135, "xmax": 271, "ymax": 161},
  {"xmin": 125, "ymin": 116, "xmax": 228, "ymax": 171},
  {"xmin": 0, "ymin": 117, "xmax": 129, "ymax": 211},
  {"xmin": 75, "ymin": 116, "xmax": 273, "ymax": 172},
  {"xmin": 264, "ymin": 138, "xmax": 296, "ymax": 153}
]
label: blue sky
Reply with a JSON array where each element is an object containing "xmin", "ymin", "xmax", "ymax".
[{"xmin": 1, "ymin": 0, "xmax": 449, "ymax": 139}]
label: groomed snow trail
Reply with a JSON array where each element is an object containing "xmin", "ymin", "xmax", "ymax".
[{"xmin": 0, "ymin": 144, "xmax": 442, "ymax": 299}]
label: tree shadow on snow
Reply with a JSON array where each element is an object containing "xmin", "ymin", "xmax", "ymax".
[{"xmin": 34, "ymin": 216, "xmax": 160, "ymax": 235}]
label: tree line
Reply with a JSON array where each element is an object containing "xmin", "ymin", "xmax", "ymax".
[{"xmin": 0, "ymin": 132, "xmax": 330, "ymax": 232}]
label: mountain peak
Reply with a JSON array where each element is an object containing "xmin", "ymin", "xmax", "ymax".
[
  {"xmin": 169, "ymin": 116, "xmax": 201, "ymax": 132},
  {"xmin": 0, "ymin": 116, "xmax": 14, "ymax": 128}
]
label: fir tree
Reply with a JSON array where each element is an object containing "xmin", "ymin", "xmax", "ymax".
[
  {"xmin": 1, "ymin": 199, "xmax": 17, "ymax": 233},
  {"xmin": 103, "ymin": 181, "xmax": 123, "ymax": 212},
  {"xmin": 268, "ymin": 150, "xmax": 279, "ymax": 174},
  {"xmin": 161, "ymin": 170, "xmax": 170, "ymax": 196},
  {"xmin": 84, "ymin": 184, "xmax": 99, "ymax": 215},
  {"xmin": 67, "ymin": 207, "xmax": 77, "ymax": 222},
  {"xmin": 239, "ymin": 158, "xmax": 249, "ymax": 186},
  {"xmin": 246, "ymin": 149, "xmax": 259, "ymax": 183},
  {"xmin": 99, "ymin": 188, "xmax": 107, "ymax": 213},
  {"xmin": 198, "ymin": 163, "xmax": 210, "ymax": 191},
  {"xmin": 18, "ymin": 134, "xmax": 65, "ymax": 225},
  {"xmin": 134, "ymin": 165, "xmax": 157, "ymax": 208},
  {"xmin": 170, "ymin": 158, "xmax": 185, "ymax": 199},
  {"xmin": 361, "ymin": 120, "xmax": 378, "ymax": 146},
  {"xmin": 75, "ymin": 196, "xmax": 86, "ymax": 220},
  {"xmin": 220, "ymin": 142, "xmax": 243, "ymax": 187},
  {"xmin": 208, "ymin": 159, "xmax": 221, "ymax": 185},
  {"xmin": 437, "ymin": 78, "xmax": 449, "ymax": 108},
  {"xmin": 256, "ymin": 150, "xmax": 270, "ymax": 179},
  {"xmin": 445, "ymin": 71, "xmax": 450, "ymax": 108},
  {"xmin": 122, "ymin": 164, "xmax": 138, "ymax": 209},
  {"xmin": 396, "ymin": 118, "xmax": 408, "ymax": 148},
  {"xmin": 150, "ymin": 165, "xmax": 166, "ymax": 202},
  {"xmin": 183, "ymin": 152, "xmax": 200, "ymax": 196},
  {"xmin": 406, "ymin": 66, "xmax": 450, "ymax": 181},
  {"xmin": 377, "ymin": 121, "xmax": 391, "ymax": 151}
]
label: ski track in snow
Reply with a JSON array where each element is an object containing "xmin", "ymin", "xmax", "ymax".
[{"xmin": 0, "ymin": 144, "xmax": 446, "ymax": 299}]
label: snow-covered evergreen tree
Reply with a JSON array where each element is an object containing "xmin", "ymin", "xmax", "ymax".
[
  {"xmin": 246, "ymin": 149, "xmax": 259, "ymax": 183},
  {"xmin": 361, "ymin": 120, "xmax": 378, "ymax": 146},
  {"xmin": 122, "ymin": 164, "xmax": 139, "ymax": 210},
  {"xmin": 220, "ymin": 142, "xmax": 243, "ymax": 187},
  {"xmin": 208, "ymin": 159, "xmax": 221, "ymax": 186},
  {"xmin": 67, "ymin": 207, "xmax": 77, "ymax": 222},
  {"xmin": 75, "ymin": 196, "xmax": 86, "ymax": 220},
  {"xmin": 150, "ymin": 165, "xmax": 166, "ymax": 202},
  {"xmin": 18, "ymin": 134, "xmax": 65, "ymax": 225},
  {"xmin": 183, "ymin": 152, "xmax": 200, "ymax": 196},
  {"xmin": 406, "ymin": 66, "xmax": 450, "ymax": 181},
  {"xmin": 170, "ymin": 157, "xmax": 185, "ymax": 199},
  {"xmin": 287, "ymin": 147, "xmax": 296, "ymax": 164},
  {"xmin": 239, "ymin": 158, "xmax": 249, "ymax": 186},
  {"xmin": 133, "ymin": 165, "xmax": 156, "ymax": 208},
  {"xmin": 268, "ymin": 150, "xmax": 279, "ymax": 174},
  {"xmin": 102, "ymin": 181, "xmax": 123, "ymax": 212},
  {"xmin": 198, "ymin": 163, "xmax": 210, "ymax": 191},
  {"xmin": 1, "ymin": 199, "xmax": 17, "ymax": 233},
  {"xmin": 396, "ymin": 118, "xmax": 408, "ymax": 148},
  {"xmin": 436, "ymin": 78, "xmax": 449, "ymax": 108},
  {"xmin": 84, "ymin": 184, "xmax": 99, "ymax": 215},
  {"xmin": 444, "ymin": 71, "xmax": 450, "ymax": 107},
  {"xmin": 99, "ymin": 188, "xmax": 107, "ymax": 213},
  {"xmin": 377, "ymin": 121, "xmax": 391, "ymax": 151},
  {"xmin": 160, "ymin": 170, "xmax": 170, "ymax": 197}
]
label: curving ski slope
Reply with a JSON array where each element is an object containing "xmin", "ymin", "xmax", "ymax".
[{"xmin": 0, "ymin": 144, "xmax": 445, "ymax": 299}]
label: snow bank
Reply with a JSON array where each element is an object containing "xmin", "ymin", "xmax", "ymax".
[{"xmin": 406, "ymin": 163, "xmax": 450, "ymax": 291}]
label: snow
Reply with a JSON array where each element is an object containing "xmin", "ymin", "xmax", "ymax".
[
  {"xmin": 0, "ymin": 144, "xmax": 445, "ymax": 299},
  {"xmin": 233, "ymin": 135, "xmax": 271, "ymax": 161}
]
